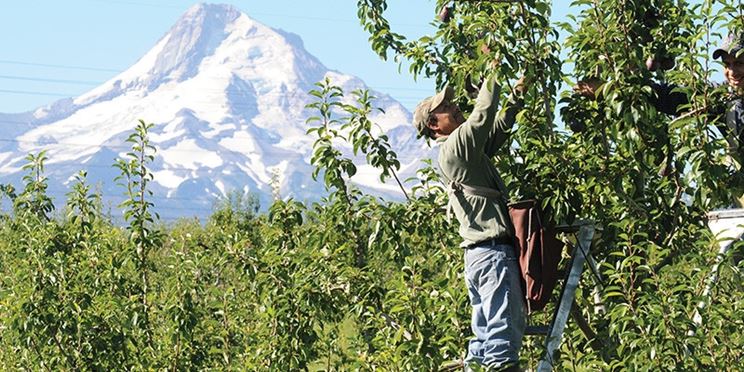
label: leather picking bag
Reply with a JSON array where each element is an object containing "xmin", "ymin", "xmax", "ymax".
[
  {"xmin": 446, "ymin": 181, "xmax": 564, "ymax": 313},
  {"xmin": 508, "ymin": 199, "xmax": 564, "ymax": 313}
]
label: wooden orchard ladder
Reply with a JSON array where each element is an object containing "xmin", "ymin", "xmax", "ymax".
[{"xmin": 527, "ymin": 222, "xmax": 602, "ymax": 372}]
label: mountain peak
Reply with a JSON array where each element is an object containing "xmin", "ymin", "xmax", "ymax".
[
  {"xmin": 0, "ymin": 3, "xmax": 425, "ymax": 220},
  {"xmin": 146, "ymin": 3, "xmax": 244, "ymax": 83},
  {"xmin": 181, "ymin": 3, "xmax": 243, "ymax": 25}
]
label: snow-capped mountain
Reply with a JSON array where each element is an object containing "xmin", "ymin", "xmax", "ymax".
[{"xmin": 0, "ymin": 3, "xmax": 433, "ymax": 221}]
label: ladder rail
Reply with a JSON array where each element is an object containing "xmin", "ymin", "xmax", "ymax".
[{"xmin": 536, "ymin": 224, "xmax": 595, "ymax": 372}]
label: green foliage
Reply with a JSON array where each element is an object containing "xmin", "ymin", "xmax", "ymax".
[
  {"xmin": 0, "ymin": 111, "xmax": 467, "ymax": 369},
  {"xmin": 2, "ymin": 1, "xmax": 744, "ymax": 368},
  {"xmin": 210, "ymin": 190, "xmax": 260, "ymax": 230},
  {"xmin": 14, "ymin": 151, "xmax": 54, "ymax": 220},
  {"xmin": 306, "ymin": 78, "xmax": 357, "ymax": 204},
  {"xmin": 112, "ymin": 119, "xmax": 163, "ymax": 365},
  {"xmin": 356, "ymin": 0, "xmax": 744, "ymax": 369}
]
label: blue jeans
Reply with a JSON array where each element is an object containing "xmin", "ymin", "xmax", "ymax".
[{"xmin": 463, "ymin": 242, "xmax": 526, "ymax": 369}]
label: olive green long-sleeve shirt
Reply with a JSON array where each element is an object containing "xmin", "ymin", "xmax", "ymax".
[{"xmin": 436, "ymin": 77, "xmax": 523, "ymax": 247}]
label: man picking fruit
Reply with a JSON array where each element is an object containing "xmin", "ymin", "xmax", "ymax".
[{"xmin": 413, "ymin": 73, "xmax": 525, "ymax": 371}]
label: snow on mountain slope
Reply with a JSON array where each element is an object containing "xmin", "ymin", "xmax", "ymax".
[{"xmin": 0, "ymin": 3, "xmax": 434, "ymax": 220}]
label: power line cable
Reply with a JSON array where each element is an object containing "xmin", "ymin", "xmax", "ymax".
[
  {"xmin": 0, "ymin": 89, "xmax": 423, "ymax": 113},
  {"xmin": 37, "ymin": 190, "xmax": 226, "ymax": 212},
  {"xmin": 0, "ymin": 136, "xmax": 428, "ymax": 164},
  {"xmin": 0, "ymin": 137, "xmax": 310, "ymax": 158},
  {"xmin": 25, "ymin": 183, "xmax": 266, "ymax": 204},
  {"xmin": 79, "ymin": 0, "xmax": 428, "ymax": 27},
  {"xmin": 1, "ymin": 91, "xmax": 423, "ymax": 121},
  {"xmin": 0, "ymin": 59, "xmax": 121, "ymax": 73},
  {"xmin": 0, "ymin": 90, "xmax": 420, "ymax": 127},
  {"xmin": 34, "ymin": 189, "xmax": 298, "ymax": 214},
  {"xmin": 0, "ymin": 75, "xmax": 101, "ymax": 86},
  {"xmin": 82, "ymin": 0, "xmax": 184, "ymax": 9},
  {"xmin": 0, "ymin": 89, "xmax": 72, "ymax": 97},
  {"xmin": 0, "ymin": 72, "xmax": 429, "ymax": 96}
]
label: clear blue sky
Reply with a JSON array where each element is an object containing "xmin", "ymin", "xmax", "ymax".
[
  {"xmin": 0, "ymin": 0, "xmax": 443, "ymax": 114},
  {"xmin": 6, "ymin": 1, "xmax": 670, "ymax": 116},
  {"xmin": 0, "ymin": 1, "xmax": 727, "ymax": 116}
]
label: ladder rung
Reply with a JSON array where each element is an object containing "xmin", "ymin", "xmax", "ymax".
[{"xmin": 525, "ymin": 325, "xmax": 550, "ymax": 335}]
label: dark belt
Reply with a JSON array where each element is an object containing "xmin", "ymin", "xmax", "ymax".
[{"xmin": 468, "ymin": 235, "xmax": 514, "ymax": 249}]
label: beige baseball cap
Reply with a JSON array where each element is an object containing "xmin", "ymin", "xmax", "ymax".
[
  {"xmin": 713, "ymin": 31, "xmax": 744, "ymax": 59},
  {"xmin": 413, "ymin": 86, "xmax": 454, "ymax": 137}
]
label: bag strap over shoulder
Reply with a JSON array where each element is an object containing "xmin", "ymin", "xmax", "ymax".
[
  {"xmin": 446, "ymin": 181, "xmax": 506, "ymax": 222},
  {"xmin": 449, "ymin": 181, "xmax": 503, "ymax": 198}
]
